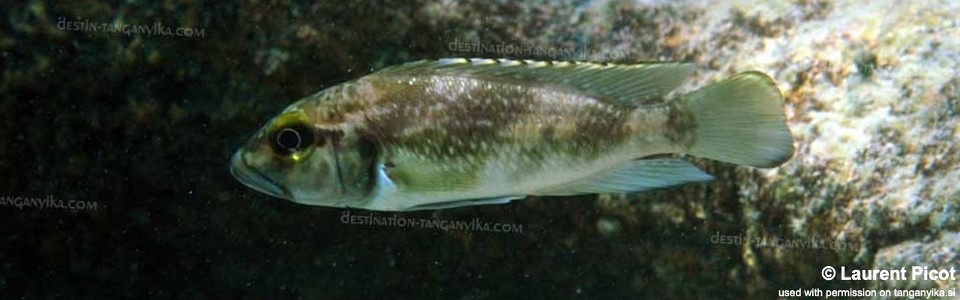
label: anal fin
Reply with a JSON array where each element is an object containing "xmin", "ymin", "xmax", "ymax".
[
  {"xmin": 533, "ymin": 159, "xmax": 713, "ymax": 196},
  {"xmin": 404, "ymin": 195, "xmax": 524, "ymax": 211}
]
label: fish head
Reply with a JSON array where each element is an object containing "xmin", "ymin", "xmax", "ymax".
[{"xmin": 230, "ymin": 108, "xmax": 378, "ymax": 208}]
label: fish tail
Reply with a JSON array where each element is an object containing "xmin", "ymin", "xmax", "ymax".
[{"xmin": 679, "ymin": 71, "xmax": 794, "ymax": 167}]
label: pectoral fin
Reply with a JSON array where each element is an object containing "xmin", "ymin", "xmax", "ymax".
[{"xmin": 533, "ymin": 158, "xmax": 713, "ymax": 196}]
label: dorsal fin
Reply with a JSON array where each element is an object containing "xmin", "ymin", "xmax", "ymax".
[{"xmin": 374, "ymin": 58, "xmax": 696, "ymax": 106}]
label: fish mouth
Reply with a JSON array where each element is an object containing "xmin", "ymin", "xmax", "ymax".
[{"xmin": 230, "ymin": 152, "xmax": 291, "ymax": 199}]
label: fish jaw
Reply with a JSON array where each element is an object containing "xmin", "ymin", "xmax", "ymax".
[{"xmin": 230, "ymin": 151, "xmax": 291, "ymax": 200}]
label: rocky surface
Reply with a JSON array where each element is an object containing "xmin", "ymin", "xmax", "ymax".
[{"xmin": 1, "ymin": 0, "xmax": 957, "ymax": 299}]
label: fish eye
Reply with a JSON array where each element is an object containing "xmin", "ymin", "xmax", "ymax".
[{"xmin": 270, "ymin": 123, "xmax": 315, "ymax": 155}]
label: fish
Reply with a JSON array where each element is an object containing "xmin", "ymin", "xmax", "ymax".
[{"xmin": 230, "ymin": 58, "xmax": 794, "ymax": 211}]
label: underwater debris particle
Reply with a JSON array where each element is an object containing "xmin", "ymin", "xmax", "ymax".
[{"xmin": 854, "ymin": 51, "xmax": 878, "ymax": 80}]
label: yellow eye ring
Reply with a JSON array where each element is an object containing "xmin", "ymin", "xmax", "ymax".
[{"xmin": 268, "ymin": 112, "xmax": 316, "ymax": 160}]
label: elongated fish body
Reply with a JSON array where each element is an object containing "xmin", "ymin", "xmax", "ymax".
[{"xmin": 230, "ymin": 58, "xmax": 794, "ymax": 211}]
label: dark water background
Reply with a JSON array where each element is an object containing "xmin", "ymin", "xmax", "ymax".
[{"xmin": 0, "ymin": 1, "xmax": 864, "ymax": 299}]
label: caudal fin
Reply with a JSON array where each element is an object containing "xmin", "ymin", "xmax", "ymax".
[{"xmin": 681, "ymin": 71, "xmax": 794, "ymax": 168}]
